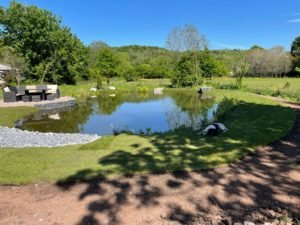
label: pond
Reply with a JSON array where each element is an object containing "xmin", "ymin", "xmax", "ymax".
[{"xmin": 19, "ymin": 91, "xmax": 218, "ymax": 135}]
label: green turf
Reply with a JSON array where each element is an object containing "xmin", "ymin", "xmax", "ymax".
[{"xmin": 0, "ymin": 90, "xmax": 295, "ymax": 185}]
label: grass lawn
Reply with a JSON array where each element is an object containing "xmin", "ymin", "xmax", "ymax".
[
  {"xmin": 0, "ymin": 90, "xmax": 295, "ymax": 185},
  {"xmin": 209, "ymin": 77, "xmax": 300, "ymax": 102}
]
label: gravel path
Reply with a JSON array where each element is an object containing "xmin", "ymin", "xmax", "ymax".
[{"xmin": 0, "ymin": 126, "xmax": 100, "ymax": 148}]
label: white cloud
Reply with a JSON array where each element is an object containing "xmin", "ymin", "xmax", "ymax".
[
  {"xmin": 212, "ymin": 42, "xmax": 246, "ymax": 50},
  {"xmin": 287, "ymin": 18, "xmax": 300, "ymax": 23}
]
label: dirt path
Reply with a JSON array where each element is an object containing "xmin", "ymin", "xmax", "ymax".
[{"xmin": 0, "ymin": 105, "xmax": 299, "ymax": 225}]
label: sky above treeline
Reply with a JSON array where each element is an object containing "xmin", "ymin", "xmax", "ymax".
[{"xmin": 1, "ymin": 0, "xmax": 300, "ymax": 50}]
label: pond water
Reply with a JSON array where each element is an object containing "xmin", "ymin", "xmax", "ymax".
[{"xmin": 20, "ymin": 91, "xmax": 217, "ymax": 135}]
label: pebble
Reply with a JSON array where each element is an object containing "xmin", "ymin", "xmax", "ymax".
[
  {"xmin": 0, "ymin": 126, "xmax": 100, "ymax": 148},
  {"xmin": 244, "ymin": 222, "xmax": 255, "ymax": 225}
]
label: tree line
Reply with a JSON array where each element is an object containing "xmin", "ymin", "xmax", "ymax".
[{"xmin": 0, "ymin": 2, "xmax": 299, "ymax": 86}]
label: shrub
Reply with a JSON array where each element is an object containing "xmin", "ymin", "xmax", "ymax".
[
  {"xmin": 96, "ymin": 77, "xmax": 103, "ymax": 89},
  {"xmin": 283, "ymin": 82, "xmax": 290, "ymax": 89},
  {"xmin": 137, "ymin": 86, "xmax": 149, "ymax": 93},
  {"xmin": 215, "ymin": 83, "xmax": 239, "ymax": 90},
  {"xmin": 235, "ymin": 76, "xmax": 243, "ymax": 89}
]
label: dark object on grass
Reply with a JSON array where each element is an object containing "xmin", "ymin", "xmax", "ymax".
[{"xmin": 202, "ymin": 123, "xmax": 228, "ymax": 136}]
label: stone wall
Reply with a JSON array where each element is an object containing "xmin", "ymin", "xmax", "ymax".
[{"xmin": 34, "ymin": 97, "xmax": 77, "ymax": 110}]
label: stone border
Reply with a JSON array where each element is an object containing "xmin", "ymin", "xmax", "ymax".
[{"xmin": 0, "ymin": 96, "xmax": 77, "ymax": 110}]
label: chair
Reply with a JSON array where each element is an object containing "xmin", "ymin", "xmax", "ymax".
[
  {"xmin": 45, "ymin": 85, "xmax": 59, "ymax": 100},
  {"xmin": 3, "ymin": 87, "xmax": 17, "ymax": 102}
]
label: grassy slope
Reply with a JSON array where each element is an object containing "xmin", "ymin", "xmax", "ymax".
[{"xmin": 0, "ymin": 90, "xmax": 295, "ymax": 185}]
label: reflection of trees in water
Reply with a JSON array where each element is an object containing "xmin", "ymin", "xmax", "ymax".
[
  {"xmin": 164, "ymin": 101, "xmax": 195, "ymax": 130},
  {"xmin": 165, "ymin": 92, "xmax": 216, "ymax": 130},
  {"xmin": 22, "ymin": 91, "xmax": 218, "ymax": 133},
  {"xmin": 95, "ymin": 94, "xmax": 124, "ymax": 115},
  {"xmin": 22, "ymin": 101, "xmax": 94, "ymax": 133},
  {"xmin": 95, "ymin": 92, "xmax": 167, "ymax": 115}
]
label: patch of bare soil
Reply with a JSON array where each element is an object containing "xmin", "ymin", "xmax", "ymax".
[{"xmin": 0, "ymin": 107, "xmax": 299, "ymax": 225}]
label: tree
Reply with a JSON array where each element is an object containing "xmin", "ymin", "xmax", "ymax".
[
  {"xmin": 115, "ymin": 51, "xmax": 132, "ymax": 78},
  {"xmin": 88, "ymin": 41, "xmax": 109, "ymax": 69},
  {"xmin": 246, "ymin": 46, "xmax": 292, "ymax": 77},
  {"xmin": 232, "ymin": 58, "xmax": 249, "ymax": 89},
  {"xmin": 199, "ymin": 51, "xmax": 229, "ymax": 79},
  {"xmin": 291, "ymin": 36, "xmax": 300, "ymax": 75},
  {"xmin": 172, "ymin": 50, "xmax": 228, "ymax": 87},
  {"xmin": 172, "ymin": 52, "xmax": 197, "ymax": 87},
  {"xmin": 250, "ymin": 45, "xmax": 264, "ymax": 50},
  {"xmin": 95, "ymin": 48, "xmax": 120, "ymax": 83},
  {"xmin": 166, "ymin": 24, "xmax": 207, "ymax": 52},
  {"xmin": 0, "ymin": 1, "xmax": 88, "ymax": 84},
  {"xmin": 211, "ymin": 49, "xmax": 247, "ymax": 76},
  {"xmin": 166, "ymin": 25, "xmax": 208, "ymax": 86},
  {"xmin": 0, "ymin": 46, "xmax": 27, "ymax": 85}
]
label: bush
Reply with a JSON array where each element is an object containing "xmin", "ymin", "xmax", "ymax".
[
  {"xmin": 283, "ymin": 82, "xmax": 290, "ymax": 89},
  {"xmin": 96, "ymin": 77, "xmax": 103, "ymax": 89},
  {"xmin": 235, "ymin": 76, "xmax": 243, "ymax": 89},
  {"xmin": 137, "ymin": 86, "xmax": 149, "ymax": 93},
  {"xmin": 215, "ymin": 83, "xmax": 239, "ymax": 90},
  {"xmin": 124, "ymin": 73, "xmax": 138, "ymax": 82}
]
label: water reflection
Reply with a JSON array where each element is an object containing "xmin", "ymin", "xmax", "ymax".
[
  {"xmin": 21, "ymin": 91, "xmax": 217, "ymax": 135},
  {"xmin": 165, "ymin": 92, "xmax": 217, "ymax": 130}
]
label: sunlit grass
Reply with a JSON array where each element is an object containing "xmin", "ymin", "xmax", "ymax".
[{"xmin": 209, "ymin": 77, "xmax": 300, "ymax": 102}]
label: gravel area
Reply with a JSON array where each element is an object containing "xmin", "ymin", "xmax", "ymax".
[{"xmin": 0, "ymin": 126, "xmax": 100, "ymax": 148}]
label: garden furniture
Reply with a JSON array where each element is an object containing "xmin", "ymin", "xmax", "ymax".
[{"xmin": 2, "ymin": 85, "xmax": 60, "ymax": 103}]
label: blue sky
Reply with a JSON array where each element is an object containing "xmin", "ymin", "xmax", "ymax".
[{"xmin": 1, "ymin": 0, "xmax": 300, "ymax": 50}]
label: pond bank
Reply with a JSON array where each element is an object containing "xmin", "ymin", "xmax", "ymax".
[
  {"xmin": 0, "ymin": 126, "xmax": 100, "ymax": 148},
  {"xmin": 0, "ymin": 90, "xmax": 296, "ymax": 184},
  {"xmin": 0, "ymin": 96, "xmax": 76, "ymax": 110}
]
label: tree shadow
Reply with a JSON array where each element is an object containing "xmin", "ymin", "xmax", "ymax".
[{"xmin": 56, "ymin": 103, "xmax": 300, "ymax": 224}]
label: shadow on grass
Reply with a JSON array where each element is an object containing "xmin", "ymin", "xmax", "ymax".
[{"xmin": 56, "ymin": 103, "xmax": 299, "ymax": 225}]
